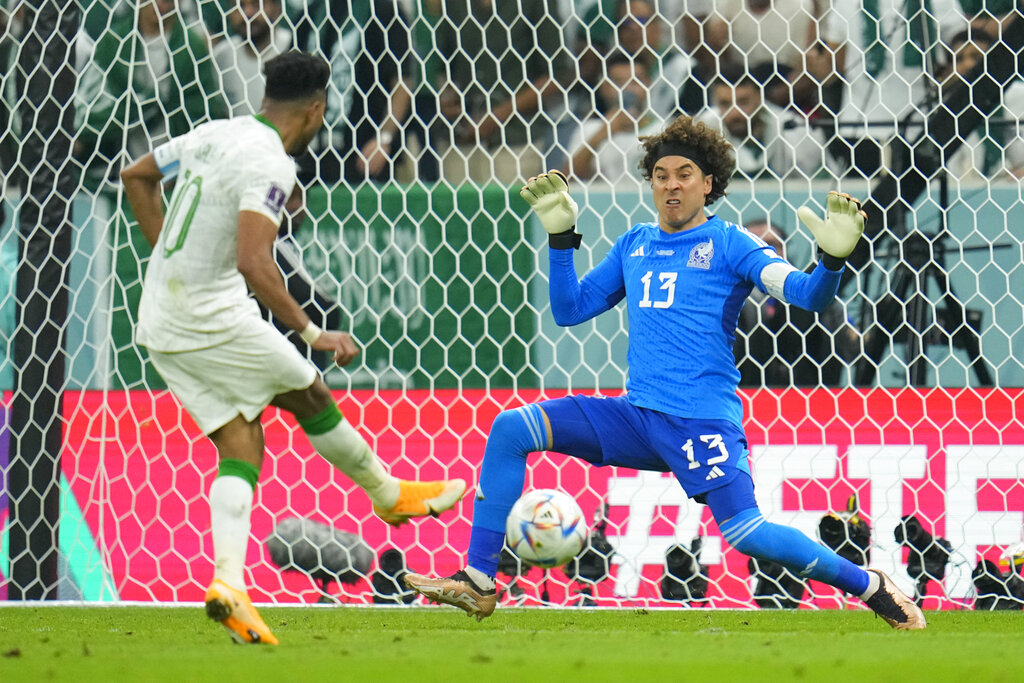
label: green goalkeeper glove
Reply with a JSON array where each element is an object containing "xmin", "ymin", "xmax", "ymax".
[
  {"xmin": 797, "ymin": 191, "xmax": 866, "ymax": 262},
  {"xmin": 520, "ymin": 170, "xmax": 580, "ymax": 247}
]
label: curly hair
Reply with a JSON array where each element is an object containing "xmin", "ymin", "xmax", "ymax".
[{"xmin": 638, "ymin": 115, "xmax": 735, "ymax": 206}]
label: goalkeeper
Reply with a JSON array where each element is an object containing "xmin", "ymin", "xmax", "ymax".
[
  {"xmin": 119, "ymin": 52, "xmax": 465, "ymax": 646},
  {"xmin": 406, "ymin": 114, "xmax": 925, "ymax": 630}
]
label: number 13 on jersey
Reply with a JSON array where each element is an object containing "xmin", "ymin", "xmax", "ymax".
[{"xmin": 639, "ymin": 271, "xmax": 677, "ymax": 309}]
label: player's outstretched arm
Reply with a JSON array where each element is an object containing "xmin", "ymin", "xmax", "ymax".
[
  {"xmin": 796, "ymin": 191, "xmax": 866, "ymax": 268},
  {"xmin": 762, "ymin": 192, "xmax": 865, "ymax": 313},
  {"xmin": 120, "ymin": 153, "xmax": 166, "ymax": 248},
  {"xmin": 521, "ymin": 171, "xmax": 622, "ymax": 326},
  {"xmin": 237, "ymin": 210, "xmax": 359, "ymax": 366},
  {"xmin": 519, "ymin": 169, "xmax": 580, "ymax": 249}
]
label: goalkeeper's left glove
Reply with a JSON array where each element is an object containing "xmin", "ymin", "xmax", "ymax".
[
  {"xmin": 520, "ymin": 170, "xmax": 581, "ymax": 249},
  {"xmin": 796, "ymin": 191, "xmax": 866, "ymax": 267}
]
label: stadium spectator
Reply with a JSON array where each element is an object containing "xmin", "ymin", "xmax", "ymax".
[
  {"xmin": 307, "ymin": 0, "xmax": 438, "ymax": 184},
  {"xmin": 705, "ymin": 0, "xmax": 815, "ymax": 75},
  {"xmin": 523, "ymin": 0, "xmax": 690, "ymax": 172},
  {"xmin": 616, "ymin": 0, "xmax": 663, "ymax": 68},
  {"xmin": 75, "ymin": 0, "xmax": 213, "ymax": 43},
  {"xmin": 615, "ymin": 0, "xmax": 699, "ymax": 117},
  {"xmin": 734, "ymin": 219, "xmax": 860, "ymax": 387},
  {"xmin": 574, "ymin": 0, "xmax": 714, "ymax": 82},
  {"xmin": 549, "ymin": 0, "xmax": 663, "ymax": 172},
  {"xmin": 193, "ymin": 0, "xmax": 240, "ymax": 43},
  {"xmin": 212, "ymin": 0, "xmax": 292, "ymax": 117},
  {"xmin": 119, "ymin": 51, "xmax": 465, "ymax": 645},
  {"xmin": 820, "ymin": 0, "xmax": 967, "ymax": 179},
  {"xmin": 74, "ymin": 0, "xmax": 227, "ymax": 191},
  {"xmin": 544, "ymin": 2, "xmax": 613, "ymax": 172},
  {"xmin": 935, "ymin": 26, "xmax": 1024, "ymax": 179},
  {"xmin": 562, "ymin": 52, "xmax": 664, "ymax": 184},
  {"xmin": 958, "ymin": 0, "xmax": 1019, "ymax": 38},
  {"xmin": 696, "ymin": 72, "xmax": 834, "ymax": 178},
  {"xmin": 706, "ymin": 0, "xmax": 832, "ymax": 115},
  {"xmin": 669, "ymin": 0, "xmax": 717, "ymax": 81},
  {"xmin": 429, "ymin": 0, "xmax": 572, "ymax": 184},
  {"xmin": 405, "ymin": 117, "xmax": 926, "ymax": 631},
  {"xmin": 564, "ymin": 0, "xmax": 617, "ymax": 69}
]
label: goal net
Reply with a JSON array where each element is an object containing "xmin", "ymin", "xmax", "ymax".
[{"xmin": 1, "ymin": 0, "xmax": 1022, "ymax": 610}]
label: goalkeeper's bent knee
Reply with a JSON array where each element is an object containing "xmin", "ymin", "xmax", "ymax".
[{"xmin": 474, "ymin": 405, "xmax": 549, "ymax": 532}]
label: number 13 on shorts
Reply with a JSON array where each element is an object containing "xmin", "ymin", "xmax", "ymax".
[{"xmin": 682, "ymin": 434, "xmax": 730, "ymax": 480}]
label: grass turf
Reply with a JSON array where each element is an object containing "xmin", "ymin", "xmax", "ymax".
[{"xmin": 1, "ymin": 606, "xmax": 1022, "ymax": 682}]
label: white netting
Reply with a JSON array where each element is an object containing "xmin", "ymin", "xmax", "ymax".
[{"xmin": 0, "ymin": 0, "xmax": 1022, "ymax": 610}]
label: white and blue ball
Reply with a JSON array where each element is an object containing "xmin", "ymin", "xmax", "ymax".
[{"xmin": 505, "ymin": 489, "xmax": 588, "ymax": 568}]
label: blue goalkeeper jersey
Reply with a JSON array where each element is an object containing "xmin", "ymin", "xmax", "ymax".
[{"xmin": 549, "ymin": 215, "xmax": 842, "ymax": 427}]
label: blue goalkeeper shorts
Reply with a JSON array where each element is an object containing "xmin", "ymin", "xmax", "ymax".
[{"xmin": 540, "ymin": 394, "xmax": 751, "ymax": 498}]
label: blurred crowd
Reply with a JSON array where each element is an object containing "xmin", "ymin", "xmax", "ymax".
[
  {"xmin": 3, "ymin": 0, "xmax": 1022, "ymax": 192},
  {"xmin": 2, "ymin": 0, "xmax": 1016, "ymax": 388}
]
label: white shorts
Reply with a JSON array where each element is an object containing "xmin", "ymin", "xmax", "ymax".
[{"xmin": 147, "ymin": 316, "xmax": 318, "ymax": 435}]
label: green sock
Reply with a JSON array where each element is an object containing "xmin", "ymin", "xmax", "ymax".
[{"xmin": 218, "ymin": 458, "xmax": 260, "ymax": 489}]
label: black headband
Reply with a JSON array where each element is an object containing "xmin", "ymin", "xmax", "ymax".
[{"xmin": 652, "ymin": 142, "xmax": 712, "ymax": 175}]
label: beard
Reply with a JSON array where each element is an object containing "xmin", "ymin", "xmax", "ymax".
[
  {"xmin": 286, "ymin": 127, "xmax": 319, "ymax": 157},
  {"xmin": 287, "ymin": 138, "xmax": 310, "ymax": 156}
]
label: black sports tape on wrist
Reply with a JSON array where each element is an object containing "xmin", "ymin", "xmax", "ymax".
[
  {"xmin": 821, "ymin": 253, "xmax": 845, "ymax": 271},
  {"xmin": 548, "ymin": 228, "xmax": 582, "ymax": 250}
]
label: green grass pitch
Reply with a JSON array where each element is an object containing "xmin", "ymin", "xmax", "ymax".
[{"xmin": 1, "ymin": 606, "xmax": 1022, "ymax": 682}]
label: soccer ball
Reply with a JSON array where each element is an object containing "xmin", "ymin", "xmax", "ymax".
[{"xmin": 505, "ymin": 489, "xmax": 588, "ymax": 568}]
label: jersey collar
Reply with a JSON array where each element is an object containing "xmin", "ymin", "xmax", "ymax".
[{"xmin": 253, "ymin": 113, "xmax": 281, "ymax": 139}]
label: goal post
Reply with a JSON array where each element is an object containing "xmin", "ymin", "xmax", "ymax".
[
  {"xmin": 5, "ymin": 0, "xmax": 78, "ymax": 601},
  {"xmin": 1, "ymin": 0, "xmax": 1023, "ymax": 609}
]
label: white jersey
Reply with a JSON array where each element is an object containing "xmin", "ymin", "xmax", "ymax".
[{"xmin": 137, "ymin": 115, "xmax": 295, "ymax": 352}]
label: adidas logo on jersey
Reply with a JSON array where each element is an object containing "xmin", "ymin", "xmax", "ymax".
[{"xmin": 629, "ymin": 245, "xmax": 645, "ymax": 258}]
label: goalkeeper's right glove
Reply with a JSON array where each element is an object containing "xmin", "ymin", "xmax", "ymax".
[
  {"xmin": 796, "ymin": 191, "xmax": 866, "ymax": 268},
  {"xmin": 520, "ymin": 170, "xmax": 581, "ymax": 249}
]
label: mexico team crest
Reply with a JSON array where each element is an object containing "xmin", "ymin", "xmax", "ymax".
[{"xmin": 687, "ymin": 238, "xmax": 714, "ymax": 269}]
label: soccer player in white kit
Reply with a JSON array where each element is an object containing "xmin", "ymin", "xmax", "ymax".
[{"xmin": 120, "ymin": 52, "xmax": 465, "ymax": 645}]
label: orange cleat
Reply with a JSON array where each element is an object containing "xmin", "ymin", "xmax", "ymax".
[
  {"xmin": 204, "ymin": 579, "xmax": 279, "ymax": 645},
  {"xmin": 373, "ymin": 478, "xmax": 467, "ymax": 527}
]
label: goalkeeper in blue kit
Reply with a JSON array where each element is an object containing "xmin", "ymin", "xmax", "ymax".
[{"xmin": 405, "ymin": 115, "xmax": 925, "ymax": 630}]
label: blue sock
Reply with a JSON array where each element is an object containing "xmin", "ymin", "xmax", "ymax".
[
  {"xmin": 466, "ymin": 405, "xmax": 548, "ymax": 577},
  {"xmin": 719, "ymin": 508, "xmax": 871, "ymax": 596},
  {"xmin": 467, "ymin": 527, "xmax": 507, "ymax": 578}
]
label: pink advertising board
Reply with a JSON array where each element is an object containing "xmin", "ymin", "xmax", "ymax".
[{"xmin": 9, "ymin": 388, "xmax": 1023, "ymax": 607}]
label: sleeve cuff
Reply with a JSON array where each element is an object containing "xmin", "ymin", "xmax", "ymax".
[{"xmin": 548, "ymin": 228, "xmax": 582, "ymax": 250}]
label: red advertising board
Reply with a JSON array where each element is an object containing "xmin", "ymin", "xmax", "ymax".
[{"xmin": 6, "ymin": 388, "xmax": 1023, "ymax": 607}]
